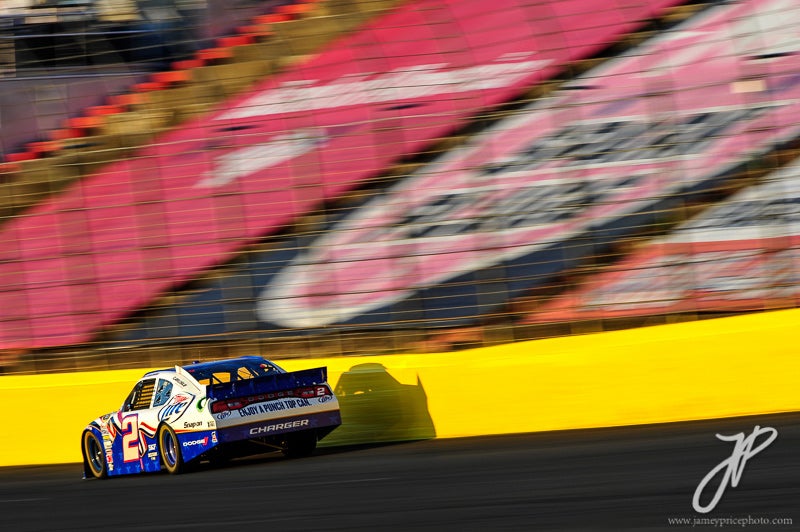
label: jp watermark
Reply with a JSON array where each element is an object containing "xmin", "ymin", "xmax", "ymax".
[{"xmin": 692, "ymin": 425, "xmax": 778, "ymax": 514}]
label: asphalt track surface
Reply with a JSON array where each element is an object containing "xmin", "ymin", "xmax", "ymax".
[{"xmin": 1, "ymin": 413, "xmax": 798, "ymax": 531}]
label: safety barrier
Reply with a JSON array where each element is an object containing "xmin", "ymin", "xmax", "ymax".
[{"xmin": 1, "ymin": 308, "xmax": 798, "ymax": 467}]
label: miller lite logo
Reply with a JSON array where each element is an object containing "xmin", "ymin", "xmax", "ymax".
[{"xmin": 158, "ymin": 393, "xmax": 195, "ymax": 423}]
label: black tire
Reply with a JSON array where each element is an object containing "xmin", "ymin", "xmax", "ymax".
[
  {"xmin": 282, "ymin": 431, "xmax": 317, "ymax": 459},
  {"xmin": 82, "ymin": 430, "xmax": 108, "ymax": 479},
  {"xmin": 158, "ymin": 424, "xmax": 185, "ymax": 474}
]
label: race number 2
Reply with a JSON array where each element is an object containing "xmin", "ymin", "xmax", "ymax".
[{"xmin": 120, "ymin": 415, "xmax": 140, "ymax": 462}]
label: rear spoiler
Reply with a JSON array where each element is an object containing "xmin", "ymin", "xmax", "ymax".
[{"xmin": 207, "ymin": 367, "xmax": 329, "ymax": 401}]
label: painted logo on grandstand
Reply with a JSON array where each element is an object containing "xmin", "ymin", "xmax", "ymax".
[
  {"xmin": 256, "ymin": 0, "xmax": 800, "ymax": 328},
  {"xmin": 528, "ymin": 157, "xmax": 800, "ymax": 320},
  {"xmin": 256, "ymin": 104, "xmax": 791, "ymax": 327},
  {"xmin": 0, "ymin": 0, "xmax": 700, "ymax": 350},
  {"xmin": 671, "ymin": 163, "xmax": 800, "ymax": 242},
  {"xmin": 559, "ymin": 249, "xmax": 799, "ymax": 312},
  {"xmin": 195, "ymin": 130, "xmax": 330, "ymax": 188},
  {"xmin": 218, "ymin": 54, "xmax": 552, "ymax": 121}
]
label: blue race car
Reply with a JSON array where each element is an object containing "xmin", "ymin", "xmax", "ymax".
[{"xmin": 81, "ymin": 356, "xmax": 341, "ymax": 478}]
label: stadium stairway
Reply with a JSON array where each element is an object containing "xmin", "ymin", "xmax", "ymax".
[{"xmin": 0, "ymin": 0, "xmax": 402, "ymax": 222}]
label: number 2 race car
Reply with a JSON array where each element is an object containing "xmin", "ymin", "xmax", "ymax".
[{"xmin": 81, "ymin": 356, "xmax": 341, "ymax": 478}]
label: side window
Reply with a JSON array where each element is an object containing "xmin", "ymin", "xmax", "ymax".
[
  {"xmin": 152, "ymin": 379, "xmax": 173, "ymax": 408},
  {"xmin": 122, "ymin": 378, "xmax": 156, "ymax": 412}
]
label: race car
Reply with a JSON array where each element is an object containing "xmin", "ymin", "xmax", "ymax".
[{"xmin": 81, "ymin": 356, "xmax": 341, "ymax": 478}]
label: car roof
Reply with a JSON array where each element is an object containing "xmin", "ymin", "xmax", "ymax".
[
  {"xmin": 140, "ymin": 355, "xmax": 284, "ymax": 380},
  {"xmin": 142, "ymin": 356, "xmax": 273, "ymax": 380},
  {"xmin": 141, "ymin": 368, "xmax": 176, "ymax": 379},
  {"xmin": 181, "ymin": 355, "xmax": 268, "ymax": 373}
]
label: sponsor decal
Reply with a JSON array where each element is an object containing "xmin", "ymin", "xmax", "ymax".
[
  {"xmin": 220, "ymin": 411, "xmax": 340, "ymax": 442},
  {"xmin": 172, "ymin": 375, "xmax": 188, "ymax": 387},
  {"xmin": 196, "ymin": 397, "xmax": 209, "ymax": 412},
  {"xmin": 147, "ymin": 443, "xmax": 156, "ymax": 452},
  {"xmin": 183, "ymin": 420, "xmax": 203, "ymax": 429},
  {"xmin": 211, "ymin": 431, "xmax": 218, "ymax": 444},
  {"xmin": 249, "ymin": 419, "xmax": 310, "ymax": 435},
  {"xmin": 182, "ymin": 436, "xmax": 209, "ymax": 448},
  {"xmin": 215, "ymin": 410, "xmax": 231, "ymax": 420},
  {"xmin": 158, "ymin": 393, "xmax": 195, "ymax": 423},
  {"xmin": 237, "ymin": 398, "xmax": 312, "ymax": 417}
]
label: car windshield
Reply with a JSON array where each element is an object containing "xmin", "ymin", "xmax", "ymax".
[{"xmin": 183, "ymin": 357, "xmax": 283, "ymax": 385}]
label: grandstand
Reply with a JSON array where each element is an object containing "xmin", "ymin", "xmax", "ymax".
[{"xmin": 0, "ymin": 0, "xmax": 798, "ymax": 374}]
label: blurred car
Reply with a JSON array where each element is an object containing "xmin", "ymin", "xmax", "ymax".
[{"xmin": 81, "ymin": 356, "xmax": 341, "ymax": 478}]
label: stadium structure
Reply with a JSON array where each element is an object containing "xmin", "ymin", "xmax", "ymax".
[{"xmin": 0, "ymin": 0, "xmax": 797, "ymax": 374}]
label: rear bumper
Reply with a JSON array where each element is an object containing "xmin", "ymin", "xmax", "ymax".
[{"xmin": 217, "ymin": 410, "xmax": 342, "ymax": 443}]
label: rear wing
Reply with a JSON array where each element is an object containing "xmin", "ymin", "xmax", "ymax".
[{"xmin": 206, "ymin": 367, "xmax": 329, "ymax": 401}]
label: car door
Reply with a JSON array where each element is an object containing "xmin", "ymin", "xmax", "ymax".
[{"xmin": 116, "ymin": 377, "xmax": 172, "ymax": 473}]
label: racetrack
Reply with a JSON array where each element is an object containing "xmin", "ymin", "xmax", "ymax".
[{"xmin": 1, "ymin": 412, "xmax": 798, "ymax": 531}]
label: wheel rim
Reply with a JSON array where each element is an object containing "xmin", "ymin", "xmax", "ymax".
[
  {"xmin": 87, "ymin": 434, "xmax": 104, "ymax": 474},
  {"xmin": 161, "ymin": 429, "xmax": 177, "ymax": 467}
]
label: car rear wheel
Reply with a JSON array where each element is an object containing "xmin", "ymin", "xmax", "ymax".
[
  {"xmin": 158, "ymin": 424, "xmax": 185, "ymax": 474},
  {"xmin": 83, "ymin": 430, "xmax": 107, "ymax": 479},
  {"xmin": 282, "ymin": 431, "xmax": 317, "ymax": 459}
]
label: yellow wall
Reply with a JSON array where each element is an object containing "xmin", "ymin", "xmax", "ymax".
[{"xmin": 2, "ymin": 308, "xmax": 798, "ymax": 467}]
